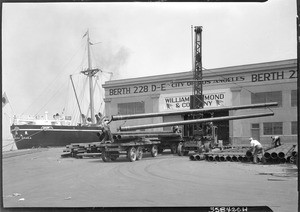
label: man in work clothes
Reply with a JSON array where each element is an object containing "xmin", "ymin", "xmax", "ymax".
[
  {"xmin": 271, "ymin": 136, "xmax": 281, "ymax": 147},
  {"xmin": 249, "ymin": 137, "xmax": 265, "ymax": 164}
]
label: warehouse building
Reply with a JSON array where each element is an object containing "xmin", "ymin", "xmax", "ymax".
[{"xmin": 103, "ymin": 59, "xmax": 298, "ymax": 146}]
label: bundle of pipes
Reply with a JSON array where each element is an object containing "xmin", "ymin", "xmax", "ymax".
[
  {"xmin": 205, "ymin": 154, "xmax": 255, "ymax": 162},
  {"xmin": 189, "ymin": 154, "xmax": 206, "ymax": 161},
  {"xmin": 264, "ymin": 144, "xmax": 296, "ymax": 164},
  {"xmin": 203, "ymin": 152, "xmax": 250, "ymax": 162},
  {"xmin": 292, "ymin": 144, "xmax": 298, "ymax": 156},
  {"xmin": 191, "ymin": 144, "xmax": 297, "ymax": 164},
  {"xmin": 245, "ymin": 145, "xmax": 276, "ymax": 158},
  {"xmin": 287, "ymin": 144, "xmax": 298, "ymax": 164}
]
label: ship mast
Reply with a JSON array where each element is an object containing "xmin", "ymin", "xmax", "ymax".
[{"xmin": 81, "ymin": 30, "xmax": 99, "ymax": 124}]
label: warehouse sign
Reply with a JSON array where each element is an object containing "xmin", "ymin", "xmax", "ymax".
[
  {"xmin": 159, "ymin": 91, "xmax": 230, "ymax": 111},
  {"xmin": 107, "ymin": 69, "xmax": 297, "ymax": 96}
]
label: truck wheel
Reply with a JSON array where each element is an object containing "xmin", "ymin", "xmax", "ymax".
[
  {"xmin": 101, "ymin": 151, "xmax": 111, "ymax": 162},
  {"xmin": 136, "ymin": 147, "xmax": 143, "ymax": 160},
  {"xmin": 170, "ymin": 143, "xmax": 177, "ymax": 154},
  {"xmin": 127, "ymin": 147, "xmax": 137, "ymax": 162},
  {"xmin": 177, "ymin": 142, "xmax": 183, "ymax": 156},
  {"xmin": 110, "ymin": 155, "xmax": 119, "ymax": 161},
  {"xmin": 183, "ymin": 151, "xmax": 189, "ymax": 156},
  {"xmin": 151, "ymin": 145, "xmax": 158, "ymax": 157},
  {"xmin": 158, "ymin": 147, "xmax": 164, "ymax": 154}
]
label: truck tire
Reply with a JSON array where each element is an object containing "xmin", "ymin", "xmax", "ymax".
[
  {"xmin": 170, "ymin": 143, "xmax": 177, "ymax": 154},
  {"xmin": 136, "ymin": 147, "xmax": 143, "ymax": 160},
  {"xmin": 177, "ymin": 142, "xmax": 183, "ymax": 156},
  {"xmin": 110, "ymin": 155, "xmax": 119, "ymax": 161},
  {"xmin": 127, "ymin": 147, "xmax": 137, "ymax": 162},
  {"xmin": 151, "ymin": 145, "xmax": 158, "ymax": 157}
]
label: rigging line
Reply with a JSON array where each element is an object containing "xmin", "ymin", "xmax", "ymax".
[
  {"xmin": 95, "ymin": 79, "xmax": 104, "ymax": 98},
  {"xmin": 93, "ymin": 79, "xmax": 104, "ymax": 113},
  {"xmin": 78, "ymin": 43, "xmax": 88, "ymax": 73},
  {"xmin": 85, "ymin": 76, "xmax": 99, "ymax": 117},
  {"xmin": 63, "ymin": 79, "xmax": 71, "ymax": 114},
  {"xmin": 78, "ymin": 76, "xmax": 89, "ymax": 116},
  {"xmin": 22, "ymin": 42, "xmax": 85, "ymax": 116},
  {"xmin": 8, "ymin": 101, "xmax": 15, "ymax": 116},
  {"xmin": 34, "ymin": 72, "xmax": 77, "ymax": 116},
  {"xmin": 88, "ymin": 43, "xmax": 114, "ymax": 76},
  {"xmin": 34, "ymin": 81, "xmax": 70, "ymax": 116},
  {"xmin": 89, "ymin": 43, "xmax": 100, "ymax": 68},
  {"xmin": 89, "ymin": 43, "xmax": 113, "ymax": 75},
  {"xmin": 202, "ymin": 67, "xmax": 277, "ymax": 111}
]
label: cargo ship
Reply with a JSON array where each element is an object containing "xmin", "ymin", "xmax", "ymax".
[
  {"xmin": 10, "ymin": 113, "xmax": 102, "ymax": 149},
  {"xmin": 10, "ymin": 30, "xmax": 108, "ymax": 149}
]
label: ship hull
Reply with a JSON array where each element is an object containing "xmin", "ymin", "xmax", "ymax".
[{"xmin": 10, "ymin": 124, "xmax": 102, "ymax": 149}]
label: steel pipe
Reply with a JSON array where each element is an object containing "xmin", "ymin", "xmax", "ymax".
[
  {"xmin": 270, "ymin": 158, "xmax": 280, "ymax": 164},
  {"xmin": 189, "ymin": 155, "xmax": 196, "ymax": 161},
  {"xmin": 278, "ymin": 152, "xmax": 285, "ymax": 159},
  {"xmin": 292, "ymin": 150, "xmax": 298, "ymax": 157},
  {"xmin": 242, "ymin": 156, "xmax": 249, "ymax": 162},
  {"xmin": 195, "ymin": 154, "xmax": 205, "ymax": 161},
  {"xmin": 119, "ymin": 112, "xmax": 274, "ymax": 131},
  {"xmin": 226, "ymin": 155, "xmax": 232, "ymax": 161},
  {"xmin": 271, "ymin": 152, "xmax": 278, "ymax": 159},
  {"xmin": 264, "ymin": 152, "xmax": 271, "ymax": 159},
  {"xmin": 231, "ymin": 156, "xmax": 238, "ymax": 162},
  {"xmin": 246, "ymin": 150, "xmax": 252, "ymax": 158},
  {"xmin": 237, "ymin": 156, "xmax": 243, "ymax": 162},
  {"xmin": 289, "ymin": 156, "xmax": 296, "ymax": 164},
  {"xmin": 279, "ymin": 158, "xmax": 286, "ymax": 163},
  {"xmin": 111, "ymin": 102, "xmax": 278, "ymax": 121},
  {"xmin": 208, "ymin": 155, "xmax": 214, "ymax": 161},
  {"xmin": 219, "ymin": 156, "xmax": 226, "ymax": 162}
]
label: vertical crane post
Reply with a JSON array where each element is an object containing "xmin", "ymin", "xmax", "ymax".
[
  {"xmin": 191, "ymin": 26, "xmax": 204, "ymax": 109},
  {"xmin": 189, "ymin": 26, "xmax": 204, "ymax": 137}
]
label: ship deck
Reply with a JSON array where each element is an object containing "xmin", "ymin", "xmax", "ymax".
[{"xmin": 2, "ymin": 147, "xmax": 298, "ymax": 211}]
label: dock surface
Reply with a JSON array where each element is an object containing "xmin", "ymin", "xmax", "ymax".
[{"xmin": 2, "ymin": 147, "xmax": 298, "ymax": 211}]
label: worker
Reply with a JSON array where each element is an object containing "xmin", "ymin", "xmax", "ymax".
[
  {"xmin": 271, "ymin": 136, "xmax": 281, "ymax": 147},
  {"xmin": 95, "ymin": 114, "xmax": 101, "ymax": 124},
  {"xmin": 86, "ymin": 117, "xmax": 92, "ymax": 125},
  {"xmin": 100, "ymin": 118, "xmax": 113, "ymax": 143},
  {"xmin": 172, "ymin": 125, "xmax": 181, "ymax": 133},
  {"xmin": 249, "ymin": 137, "xmax": 265, "ymax": 164}
]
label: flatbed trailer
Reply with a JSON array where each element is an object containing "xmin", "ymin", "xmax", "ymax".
[
  {"xmin": 61, "ymin": 136, "xmax": 183, "ymax": 162},
  {"xmin": 61, "ymin": 142, "xmax": 100, "ymax": 158},
  {"xmin": 61, "ymin": 131, "xmax": 183, "ymax": 162},
  {"xmin": 99, "ymin": 139, "xmax": 161, "ymax": 162}
]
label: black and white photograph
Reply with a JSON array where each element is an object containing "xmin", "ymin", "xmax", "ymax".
[{"xmin": 2, "ymin": 1, "xmax": 298, "ymax": 211}]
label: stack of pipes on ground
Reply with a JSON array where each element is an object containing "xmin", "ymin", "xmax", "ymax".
[{"xmin": 189, "ymin": 144, "xmax": 298, "ymax": 164}]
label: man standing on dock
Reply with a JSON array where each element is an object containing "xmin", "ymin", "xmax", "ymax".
[{"xmin": 249, "ymin": 137, "xmax": 265, "ymax": 164}]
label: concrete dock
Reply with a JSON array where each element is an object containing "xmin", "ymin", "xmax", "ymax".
[{"xmin": 2, "ymin": 147, "xmax": 298, "ymax": 211}]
